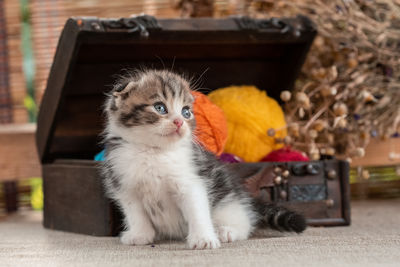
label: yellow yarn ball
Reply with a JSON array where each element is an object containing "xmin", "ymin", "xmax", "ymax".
[{"xmin": 208, "ymin": 86, "xmax": 287, "ymax": 162}]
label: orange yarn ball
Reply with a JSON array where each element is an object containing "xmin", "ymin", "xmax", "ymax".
[{"xmin": 192, "ymin": 91, "xmax": 228, "ymax": 155}]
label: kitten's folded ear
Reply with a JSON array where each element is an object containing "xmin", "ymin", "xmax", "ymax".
[
  {"xmin": 112, "ymin": 81, "xmax": 136, "ymax": 97},
  {"xmin": 112, "ymin": 81, "xmax": 136, "ymax": 108}
]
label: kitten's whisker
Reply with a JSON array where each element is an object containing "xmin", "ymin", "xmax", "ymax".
[
  {"xmin": 155, "ymin": 55, "xmax": 166, "ymax": 69},
  {"xmin": 190, "ymin": 68, "xmax": 209, "ymax": 92},
  {"xmin": 197, "ymin": 67, "xmax": 210, "ymax": 83},
  {"xmin": 171, "ymin": 56, "xmax": 176, "ymax": 72},
  {"xmin": 190, "ymin": 132, "xmax": 205, "ymax": 152},
  {"xmin": 191, "ymin": 77, "xmax": 204, "ymax": 92}
]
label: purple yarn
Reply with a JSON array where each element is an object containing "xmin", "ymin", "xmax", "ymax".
[{"xmin": 219, "ymin": 153, "xmax": 244, "ymax": 163}]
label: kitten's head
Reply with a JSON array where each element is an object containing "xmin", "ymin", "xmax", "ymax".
[{"xmin": 105, "ymin": 70, "xmax": 195, "ymax": 148}]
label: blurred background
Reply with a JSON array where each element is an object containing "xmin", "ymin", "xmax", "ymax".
[{"xmin": 0, "ymin": 0, "xmax": 399, "ymax": 215}]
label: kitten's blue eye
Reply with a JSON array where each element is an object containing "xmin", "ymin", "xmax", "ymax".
[
  {"xmin": 182, "ymin": 106, "xmax": 191, "ymax": 119},
  {"xmin": 154, "ymin": 102, "xmax": 168, "ymax": 114}
]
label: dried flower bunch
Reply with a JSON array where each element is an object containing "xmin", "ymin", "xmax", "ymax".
[
  {"xmin": 242, "ymin": 0, "xmax": 400, "ymax": 161},
  {"xmin": 172, "ymin": 0, "xmax": 214, "ymax": 17},
  {"xmin": 173, "ymin": 0, "xmax": 400, "ymax": 161}
]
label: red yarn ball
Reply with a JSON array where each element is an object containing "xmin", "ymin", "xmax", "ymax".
[{"xmin": 260, "ymin": 147, "xmax": 309, "ymax": 162}]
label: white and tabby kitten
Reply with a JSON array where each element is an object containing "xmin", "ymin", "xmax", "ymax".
[{"xmin": 101, "ymin": 70, "xmax": 306, "ymax": 249}]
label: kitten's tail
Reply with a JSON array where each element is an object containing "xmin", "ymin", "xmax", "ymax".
[{"xmin": 253, "ymin": 200, "xmax": 307, "ymax": 233}]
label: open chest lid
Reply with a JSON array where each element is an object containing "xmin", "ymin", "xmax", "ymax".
[{"xmin": 36, "ymin": 15, "xmax": 317, "ymax": 163}]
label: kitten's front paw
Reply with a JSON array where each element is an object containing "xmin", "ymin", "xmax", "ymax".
[
  {"xmin": 120, "ymin": 228, "xmax": 155, "ymax": 246},
  {"xmin": 187, "ymin": 233, "xmax": 221, "ymax": 250},
  {"xmin": 217, "ymin": 226, "xmax": 239, "ymax": 243}
]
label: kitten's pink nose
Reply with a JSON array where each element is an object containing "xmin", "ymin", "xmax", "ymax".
[{"xmin": 173, "ymin": 119, "xmax": 183, "ymax": 128}]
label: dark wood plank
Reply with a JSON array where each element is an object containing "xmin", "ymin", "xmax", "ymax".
[
  {"xmin": 325, "ymin": 160, "xmax": 343, "ymax": 220},
  {"xmin": 43, "ymin": 162, "xmax": 122, "ymax": 236},
  {"xmin": 36, "ymin": 19, "xmax": 81, "ymax": 163},
  {"xmin": 75, "ymin": 43, "xmax": 287, "ymax": 63},
  {"xmin": 2, "ymin": 181, "xmax": 18, "ymax": 213},
  {"xmin": 339, "ymin": 160, "xmax": 351, "ymax": 225}
]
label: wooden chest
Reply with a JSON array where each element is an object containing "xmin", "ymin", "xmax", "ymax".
[{"xmin": 36, "ymin": 15, "xmax": 350, "ymax": 236}]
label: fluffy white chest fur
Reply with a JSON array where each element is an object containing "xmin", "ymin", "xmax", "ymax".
[{"xmin": 109, "ymin": 142, "xmax": 200, "ymax": 240}]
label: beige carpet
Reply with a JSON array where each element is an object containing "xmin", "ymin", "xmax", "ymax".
[{"xmin": 1, "ymin": 199, "xmax": 400, "ymax": 267}]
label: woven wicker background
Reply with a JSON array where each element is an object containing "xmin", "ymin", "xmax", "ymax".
[
  {"xmin": 3, "ymin": 0, "xmax": 237, "ymax": 123},
  {"xmin": 0, "ymin": 0, "xmax": 13, "ymax": 123},
  {"xmin": 3, "ymin": 1, "xmax": 24, "ymax": 123}
]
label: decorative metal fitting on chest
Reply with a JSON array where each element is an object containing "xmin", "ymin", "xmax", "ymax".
[
  {"xmin": 327, "ymin": 169, "xmax": 337, "ymax": 179},
  {"xmin": 101, "ymin": 15, "xmax": 161, "ymax": 38},
  {"xmin": 291, "ymin": 163, "xmax": 321, "ymax": 176}
]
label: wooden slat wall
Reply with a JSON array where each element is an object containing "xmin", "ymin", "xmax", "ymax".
[
  {"xmin": 30, "ymin": 0, "xmax": 66, "ymax": 105},
  {"xmin": 351, "ymin": 139, "xmax": 400, "ymax": 167},
  {"xmin": 4, "ymin": 0, "xmax": 27, "ymax": 123},
  {"xmin": 0, "ymin": 0, "xmax": 13, "ymax": 123},
  {"xmin": 0, "ymin": 124, "xmax": 41, "ymax": 181}
]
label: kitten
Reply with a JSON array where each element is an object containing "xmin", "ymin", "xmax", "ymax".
[{"xmin": 101, "ymin": 69, "xmax": 306, "ymax": 249}]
